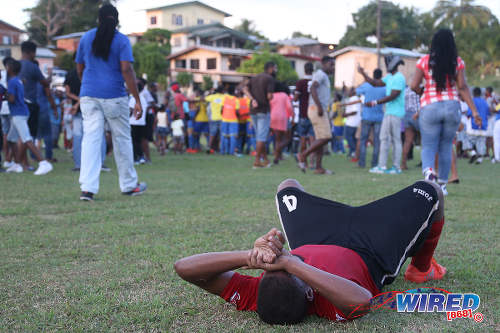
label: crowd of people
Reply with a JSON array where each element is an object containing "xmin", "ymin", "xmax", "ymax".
[{"xmin": 1, "ymin": 15, "xmax": 499, "ymax": 199}]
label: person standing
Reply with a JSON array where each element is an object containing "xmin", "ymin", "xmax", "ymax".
[
  {"xmin": 355, "ymin": 68, "xmax": 385, "ymax": 168},
  {"xmin": 296, "ymin": 56, "xmax": 335, "ymax": 175},
  {"xmin": 401, "ymin": 86, "xmax": 421, "ymax": 170},
  {"xmin": 341, "ymin": 88, "xmax": 361, "ymax": 159},
  {"xmin": 205, "ymin": 86, "xmax": 225, "ymax": 154},
  {"xmin": 411, "ymin": 29, "xmax": 481, "ymax": 195},
  {"xmin": 270, "ymin": 82, "xmax": 293, "ymax": 164},
  {"xmin": 360, "ymin": 56, "xmax": 406, "ymax": 175},
  {"xmin": 245, "ymin": 61, "xmax": 276, "ymax": 168},
  {"xmin": 76, "ymin": 4, "xmax": 146, "ymax": 201},
  {"xmin": 294, "ymin": 62, "xmax": 314, "ymax": 162}
]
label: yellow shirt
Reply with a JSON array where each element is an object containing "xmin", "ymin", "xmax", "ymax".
[
  {"xmin": 205, "ymin": 93, "xmax": 224, "ymax": 121},
  {"xmin": 194, "ymin": 99, "xmax": 208, "ymax": 122},
  {"xmin": 332, "ymin": 102, "xmax": 345, "ymax": 126}
]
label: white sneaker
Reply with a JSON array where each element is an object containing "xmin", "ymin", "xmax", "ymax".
[
  {"xmin": 369, "ymin": 166, "xmax": 386, "ymax": 174},
  {"xmin": 6, "ymin": 163, "xmax": 23, "ymax": 173},
  {"xmin": 440, "ymin": 183, "xmax": 448, "ymax": 196},
  {"xmin": 34, "ymin": 160, "xmax": 53, "ymax": 175},
  {"xmin": 2, "ymin": 161, "xmax": 13, "ymax": 168}
]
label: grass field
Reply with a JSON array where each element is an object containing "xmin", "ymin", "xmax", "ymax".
[{"xmin": 0, "ymin": 147, "xmax": 498, "ymax": 332}]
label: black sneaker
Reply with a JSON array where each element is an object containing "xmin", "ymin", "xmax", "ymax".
[
  {"xmin": 122, "ymin": 182, "xmax": 147, "ymax": 196},
  {"xmin": 469, "ymin": 154, "xmax": 478, "ymax": 164},
  {"xmin": 80, "ymin": 191, "xmax": 94, "ymax": 201}
]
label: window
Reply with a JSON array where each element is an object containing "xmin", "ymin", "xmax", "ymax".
[
  {"xmin": 2, "ymin": 36, "xmax": 12, "ymax": 45},
  {"xmin": 228, "ymin": 57, "xmax": 241, "ymax": 71},
  {"xmin": 173, "ymin": 37, "xmax": 181, "ymax": 47},
  {"xmin": 289, "ymin": 60, "xmax": 296, "ymax": 69},
  {"xmin": 190, "ymin": 59, "xmax": 199, "ymax": 69},
  {"xmin": 0, "ymin": 48, "xmax": 12, "ymax": 57},
  {"xmin": 207, "ymin": 58, "xmax": 216, "ymax": 70},
  {"xmin": 175, "ymin": 60, "xmax": 186, "ymax": 68},
  {"xmin": 150, "ymin": 16, "xmax": 157, "ymax": 25},
  {"xmin": 197, "ymin": 18, "xmax": 204, "ymax": 25},
  {"xmin": 216, "ymin": 38, "xmax": 232, "ymax": 48},
  {"xmin": 172, "ymin": 14, "xmax": 183, "ymax": 26}
]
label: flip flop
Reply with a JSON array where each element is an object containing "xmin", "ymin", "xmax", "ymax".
[{"xmin": 448, "ymin": 178, "xmax": 460, "ymax": 184}]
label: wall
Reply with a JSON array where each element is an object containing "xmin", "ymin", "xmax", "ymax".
[
  {"xmin": 147, "ymin": 5, "xmax": 225, "ymax": 31},
  {"xmin": 0, "ymin": 45, "xmax": 21, "ymax": 70},
  {"xmin": 56, "ymin": 38, "xmax": 80, "ymax": 52},
  {"xmin": 171, "ymin": 48, "xmax": 222, "ymax": 72},
  {"xmin": 0, "ymin": 22, "xmax": 23, "ymax": 45}
]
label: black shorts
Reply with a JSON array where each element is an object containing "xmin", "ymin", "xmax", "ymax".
[
  {"xmin": 276, "ymin": 181, "xmax": 440, "ymax": 289},
  {"xmin": 26, "ymin": 102, "xmax": 40, "ymax": 138}
]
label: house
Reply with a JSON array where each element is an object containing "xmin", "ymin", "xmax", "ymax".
[
  {"xmin": 167, "ymin": 45, "xmax": 253, "ymax": 89},
  {"xmin": 170, "ymin": 22, "xmax": 256, "ymax": 54},
  {"xmin": 282, "ymin": 54, "xmax": 320, "ymax": 79},
  {"xmin": 145, "ymin": 1, "xmax": 230, "ymax": 31},
  {"xmin": 36, "ymin": 47, "xmax": 57, "ymax": 75},
  {"xmin": 0, "ymin": 20, "xmax": 28, "ymax": 67},
  {"xmin": 330, "ymin": 46, "xmax": 424, "ymax": 89},
  {"xmin": 277, "ymin": 37, "xmax": 336, "ymax": 59},
  {"xmin": 52, "ymin": 32, "xmax": 85, "ymax": 52}
]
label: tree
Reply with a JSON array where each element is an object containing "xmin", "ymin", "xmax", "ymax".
[
  {"xmin": 24, "ymin": 0, "xmax": 110, "ymax": 45},
  {"xmin": 291, "ymin": 31, "xmax": 318, "ymax": 40},
  {"xmin": 237, "ymin": 51, "xmax": 298, "ymax": 85},
  {"xmin": 132, "ymin": 29, "xmax": 171, "ymax": 82},
  {"xmin": 54, "ymin": 52, "xmax": 75, "ymax": 71},
  {"xmin": 202, "ymin": 75, "xmax": 213, "ymax": 91},
  {"xmin": 234, "ymin": 19, "xmax": 267, "ymax": 40},
  {"xmin": 338, "ymin": 1, "xmax": 426, "ymax": 50},
  {"xmin": 177, "ymin": 72, "xmax": 193, "ymax": 87},
  {"xmin": 432, "ymin": 0, "xmax": 497, "ymax": 30}
]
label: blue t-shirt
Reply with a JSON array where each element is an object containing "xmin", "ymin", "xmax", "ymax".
[
  {"xmin": 76, "ymin": 28, "xmax": 134, "ymax": 99},
  {"xmin": 7, "ymin": 77, "xmax": 29, "ymax": 116},
  {"xmin": 19, "ymin": 59, "xmax": 45, "ymax": 103},
  {"xmin": 36, "ymin": 83, "xmax": 50, "ymax": 115},
  {"xmin": 356, "ymin": 82, "xmax": 386, "ymax": 122},
  {"xmin": 382, "ymin": 72, "xmax": 406, "ymax": 118},
  {"xmin": 467, "ymin": 97, "xmax": 489, "ymax": 130}
]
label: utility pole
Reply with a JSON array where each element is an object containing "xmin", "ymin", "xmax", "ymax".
[{"xmin": 377, "ymin": 0, "xmax": 381, "ymax": 68}]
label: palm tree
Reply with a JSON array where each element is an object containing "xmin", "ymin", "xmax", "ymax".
[{"xmin": 433, "ymin": 0, "xmax": 497, "ymax": 30}]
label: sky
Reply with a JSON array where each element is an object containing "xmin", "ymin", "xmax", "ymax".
[{"xmin": 3, "ymin": 0, "xmax": 500, "ymax": 44}]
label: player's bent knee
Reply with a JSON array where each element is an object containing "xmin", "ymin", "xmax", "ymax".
[{"xmin": 277, "ymin": 178, "xmax": 303, "ymax": 193}]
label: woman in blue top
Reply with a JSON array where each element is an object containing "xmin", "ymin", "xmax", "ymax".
[{"xmin": 76, "ymin": 4, "xmax": 146, "ymax": 201}]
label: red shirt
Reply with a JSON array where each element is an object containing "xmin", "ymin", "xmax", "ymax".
[
  {"xmin": 174, "ymin": 92, "xmax": 188, "ymax": 119},
  {"xmin": 416, "ymin": 54, "xmax": 465, "ymax": 108},
  {"xmin": 220, "ymin": 245, "xmax": 379, "ymax": 321}
]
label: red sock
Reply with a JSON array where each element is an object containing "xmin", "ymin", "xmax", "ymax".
[{"xmin": 411, "ymin": 217, "xmax": 445, "ymax": 272}]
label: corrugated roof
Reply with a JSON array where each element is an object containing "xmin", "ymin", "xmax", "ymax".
[
  {"xmin": 36, "ymin": 47, "xmax": 56, "ymax": 58},
  {"xmin": 52, "ymin": 31, "xmax": 85, "ymax": 41},
  {"xmin": 277, "ymin": 37, "xmax": 319, "ymax": 46},
  {"xmin": 0, "ymin": 19, "xmax": 26, "ymax": 33},
  {"xmin": 145, "ymin": 1, "xmax": 230, "ymax": 17},
  {"xmin": 330, "ymin": 46, "xmax": 423, "ymax": 58}
]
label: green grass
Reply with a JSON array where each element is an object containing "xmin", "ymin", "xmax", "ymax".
[{"xmin": 0, "ymin": 147, "xmax": 499, "ymax": 332}]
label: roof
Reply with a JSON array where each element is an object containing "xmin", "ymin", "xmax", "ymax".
[
  {"xmin": 52, "ymin": 31, "xmax": 85, "ymax": 41},
  {"xmin": 128, "ymin": 32, "xmax": 144, "ymax": 37},
  {"xmin": 145, "ymin": 1, "xmax": 231, "ymax": 17},
  {"xmin": 0, "ymin": 19, "xmax": 26, "ymax": 33},
  {"xmin": 281, "ymin": 53, "xmax": 320, "ymax": 62},
  {"xmin": 330, "ymin": 46, "xmax": 424, "ymax": 59},
  {"xmin": 277, "ymin": 37, "xmax": 319, "ymax": 46},
  {"xmin": 167, "ymin": 45, "xmax": 253, "ymax": 60},
  {"xmin": 172, "ymin": 23, "xmax": 253, "ymax": 42},
  {"xmin": 36, "ymin": 47, "xmax": 56, "ymax": 58}
]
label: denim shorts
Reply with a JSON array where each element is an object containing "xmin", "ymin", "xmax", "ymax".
[
  {"xmin": 297, "ymin": 117, "xmax": 315, "ymax": 137},
  {"xmin": 209, "ymin": 120, "xmax": 221, "ymax": 136},
  {"xmin": 194, "ymin": 121, "xmax": 209, "ymax": 134},
  {"xmin": 7, "ymin": 115, "xmax": 33, "ymax": 143},
  {"xmin": 403, "ymin": 113, "xmax": 420, "ymax": 131},
  {"xmin": 250, "ymin": 112, "xmax": 270, "ymax": 142},
  {"xmin": 1, "ymin": 114, "xmax": 11, "ymax": 135},
  {"xmin": 156, "ymin": 126, "xmax": 170, "ymax": 137}
]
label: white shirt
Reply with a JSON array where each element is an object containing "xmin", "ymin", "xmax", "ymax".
[
  {"xmin": 171, "ymin": 119, "xmax": 184, "ymax": 136},
  {"xmin": 129, "ymin": 92, "xmax": 147, "ymax": 126},
  {"xmin": 0, "ymin": 70, "xmax": 10, "ymax": 115},
  {"xmin": 344, "ymin": 96, "xmax": 361, "ymax": 127},
  {"xmin": 142, "ymin": 88, "xmax": 155, "ymax": 114}
]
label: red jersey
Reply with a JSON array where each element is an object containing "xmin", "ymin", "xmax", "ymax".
[
  {"xmin": 174, "ymin": 92, "xmax": 188, "ymax": 119},
  {"xmin": 220, "ymin": 245, "xmax": 379, "ymax": 321},
  {"xmin": 416, "ymin": 54, "xmax": 465, "ymax": 108}
]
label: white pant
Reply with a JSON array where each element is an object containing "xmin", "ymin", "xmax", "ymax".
[
  {"xmin": 494, "ymin": 119, "xmax": 500, "ymax": 161},
  {"xmin": 79, "ymin": 96, "xmax": 138, "ymax": 194},
  {"xmin": 378, "ymin": 114, "xmax": 402, "ymax": 168}
]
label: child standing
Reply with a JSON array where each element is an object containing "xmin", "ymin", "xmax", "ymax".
[
  {"xmin": 465, "ymin": 87, "xmax": 490, "ymax": 164},
  {"xmin": 63, "ymin": 97, "xmax": 73, "ymax": 151},
  {"xmin": 171, "ymin": 113, "xmax": 184, "ymax": 154},
  {"xmin": 155, "ymin": 108, "xmax": 169, "ymax": 155},
  {"xmin": 5, "ymin": 59, "xmax": 52, "ymax": 175}
]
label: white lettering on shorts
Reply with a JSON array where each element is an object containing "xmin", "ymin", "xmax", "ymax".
[
  {"xmin": 282, "ymin": 195, "xmax": 297, "ymax": 212},
  {"xmin": 413, "ymin": 188, "xmax": 433, "ymax": 202},
  {"xmin": 230, "ymin": 291, "xmax": 240, "ymax": 306}
]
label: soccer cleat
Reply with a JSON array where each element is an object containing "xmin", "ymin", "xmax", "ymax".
[
  {"xmin": 439, "ymin": 183, "xmax": 448, "ymax": 196},
  {"xmin": 385, "ymin": 166, "xmax": 402, "ymax": 174},
  {"xmin": 122, "ymin": 182, "xmax": 147, "ymax": 196},
  {"xmin": 79, "ymin": 191, "xmax": 94, "ymax": 201},
  {"xmin": 369, "ymin": 166, "xmax": 386, "ymax": 174},
  {"xmin": 475, "ymin": 157, "xmax": 483, "ymax": 164},
  {"xmin": 404, "ymin": 258, "xmax": 446, "ymax": 283},
  {"xmin": 6, "ymin": 163, "xmax": 23, "ymax": 173},
  {"xmin": 468, "ymin": 152, "xmax": 477, "ymax": 164},
  {"xmin": 34, "ymin": 160, "xmax": 53, "ymax": 175}
]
